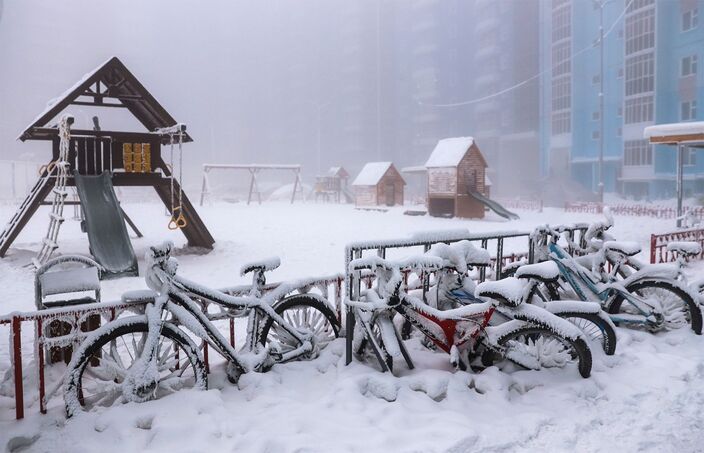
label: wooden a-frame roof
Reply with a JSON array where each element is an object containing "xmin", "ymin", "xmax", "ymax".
[{"xmin": 18, "ymin": 56, "xmax": 192, "ymax": 144}]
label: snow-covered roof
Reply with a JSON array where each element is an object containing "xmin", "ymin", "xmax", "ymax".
[
  {"xmin": 485, "ymin": 175, "xmax": 492, "ymax": 186},
  {"xmin": 18, "ymin": 56, "xmax": 191, "ymax": 143},
  {"xmin": 352, "ymin": 162, "xmax": 393, "ymax": 186},
  {"xmin": 644, "ymin": 122, "xmax": 704, "ymax": 143},
  {"xmin": 425, "ymin": 137, "xmax": 474, "ymax": 167}
]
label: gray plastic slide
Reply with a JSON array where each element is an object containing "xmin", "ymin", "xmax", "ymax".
[
  {"xmin": 73, "ymin": 171, "xmax": 138, "ymax": 278},
  {"xmin": 467, "ymin": 189, "xmax": 520, "ymax": 220}
]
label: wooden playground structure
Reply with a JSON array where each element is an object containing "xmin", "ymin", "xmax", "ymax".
[
  {"xmin": 199, "ymin": 164, "xmax": 304, "ymax": 206},
  {"xmin": 314, "ymin": 166, "xmax": 352, "ymax": 203},
  {"xmin": 0, "ymin": 57, "xmax": 214, "ymax": 270}
]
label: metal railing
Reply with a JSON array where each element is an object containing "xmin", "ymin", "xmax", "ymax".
[
  {"xmin": 650, "ymin": 228, "xmax": 704, "ymax": 263},
  {"xmin": 1, "ymin": 274, "xmax": 343, "ymax": 420}
]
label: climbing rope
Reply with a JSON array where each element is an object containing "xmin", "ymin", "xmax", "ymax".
[{"xmin": 168, "ymin": 128, "xmax": 187, "ymax": 230}]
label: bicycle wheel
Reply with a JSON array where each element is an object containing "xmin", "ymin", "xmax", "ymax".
[
  {"xmin": 64, "ymin": 318, "xmax": 206, "ymax": 417},
  {"xmin": 259, "ymin": 294, "xmax": 340, "ymax": 359},
  {"xmin": 353, "ymin": 312, "xmax": 394, "ymax": 372},
  {"xmin": 553, "ymin": 312, "xmax": 617, "ymax": 355},
  {"xmin": 484, "ymin": 325, "xmax": 592, "ymax": 378},
  {"xmin": 607, "ymin": 279, "xmax": 702, "ymax": 334},
  {"xmin": 528, "ymin": 286, "xmax": 615, "ymax": 355}
]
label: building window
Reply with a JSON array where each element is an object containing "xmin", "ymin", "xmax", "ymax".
[
  {"xmin": 683, "ymin": 149, "xmax": 697, "ymax": 166},
  {"xmin": 682, "ymin": 9, "xmax": 699, "ymax": 31},
  {"xmin": 618, "ymin": 106, "xmax": 623, "ymax": 117},
  {"xmin": 681, "ymin": 55, "xmax": 698, "ymax": 77},
  {"xmin": 617, "ymin": 67, "xmax": 624, "ymax": 78},
  {"xmin": 592, "ymin": 111, "xmax": 600, "ymax": 121},
  {"xmin": 624, "ymin": 139, "xmax": 653, "ymax": 166},
  {"xmin": 617, "ymin": 127, "xmax": 622, "ymax": 137},
  {"xmin": 592, "ymin": 75, "xmax": 601, "ymax": 85},
  {"xmin": 625, "ymin": 95, "xmax": 654, "ymax": 124},
  {"xmin": 625, "ymin": 53, "xmax": 655, "ymax": 96},
  {"xmin": 552, "ymin": 41, "xmax": 571, "ymax": 76},
  {"xmin": 552, "ymin": 3, "xmax": 571, "ymax": 42},
  {"xmin": 592, "ymin": 130, "xmax": 600, "ymax": 140},
  {"xmin": 552, "ymin": 111, "xmax": 571, "ymax": 135},
  {"xmin": 551, "ymin": 76, "xmax": 571, "ymax": 111},
  {"xmin": 681, "ymin": 100, "xmax": 697, "ymax": 121},
  {"xmin": 625, "ymin": 7, "xmax": 655, "ymax": 54}
]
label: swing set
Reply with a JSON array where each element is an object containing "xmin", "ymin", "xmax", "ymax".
[
  {"xmin": 199, "ymin": 163, "xmax": 304, "ymax": 206},
  {"xmin": 0, "ymin": 57, "xmax": 214, "ymax": 267}
]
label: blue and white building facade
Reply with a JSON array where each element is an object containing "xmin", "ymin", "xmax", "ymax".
[{"xmin": 539, "ymin": 0, "xmax": 704, "ymax": 199}]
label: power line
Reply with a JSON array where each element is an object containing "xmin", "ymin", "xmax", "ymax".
[{"xmin": 418, "ymin": 0, "xmax": 634, "ymax": 109}]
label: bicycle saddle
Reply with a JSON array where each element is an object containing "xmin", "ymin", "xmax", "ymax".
[
  {"xmin": 603, "ymin": 241, "xmax": 641, "ymax": 257},
  {"xmin": 666, "ymin": 241, "xmax": 702, "ymax": 258},
  {"xmin": 240, "ymin": 257, "xmax": 281, "ymax": 276},
  {"xmin": 514, "ymin": 261, "xmax": 560, "ymax": 283},
  {"xmin": 475, "ymin": 278, "xmax": 523, "ymax": 308}
]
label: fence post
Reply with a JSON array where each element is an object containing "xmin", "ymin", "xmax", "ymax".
[
  {"xmin": 37, "ymin": 318, "xmax": 47, "ymax": 414},
  {"xmin": 649, "ymin": 234, "xmax": 656, "ymax": 264},
  {"xmin": 12, "ymin": 316, "xmax": 24, "ymax": 419}
]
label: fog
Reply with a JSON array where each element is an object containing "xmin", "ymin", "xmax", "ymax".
[{"xmin": 0, "ymin": 0, "xmax": 540, "ymax": 195}]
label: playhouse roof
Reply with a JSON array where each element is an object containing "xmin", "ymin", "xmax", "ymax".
[
  {"xmin": 425, "ymin": 137, "xmax": 477, "ymax": 167},
  {"xmin": 644, "ymin": 121, "xmax": 704, "ymax": 146},
  {"xmin": 18, "ymin": 56, "xmax": 192, "ymax": 143},
  {"xmin": 328, "ymin": 166, "xmax": 349, "ymax": 178},
  {"xmin": 352, "ymin": 162, "xmax": 398, "ymax": 186}
]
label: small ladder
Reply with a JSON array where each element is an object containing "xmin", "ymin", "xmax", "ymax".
[{"xmin": 31, "ymin": 116, "xmax": 72, "ymax": 269}]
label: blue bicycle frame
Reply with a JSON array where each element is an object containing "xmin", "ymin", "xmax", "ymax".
[{"xmin": 547, "ymin": 243, "xmax": 660, "ymax": 327}]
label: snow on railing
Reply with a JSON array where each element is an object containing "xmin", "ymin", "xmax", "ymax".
[
  {"xmin": 565, "ymin": 201, "xmax": 704, "ymax": 219},
  {"xmin": 0, "ymin": 275, "xmax": 343, "ymax": 420},
  {"xmin": 649, "ymin": 228, "xmax": 704, "ymax": 264}
]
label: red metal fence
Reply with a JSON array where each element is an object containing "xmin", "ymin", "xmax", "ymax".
[
  {"xmin": 649, "ymin": 228, "xmax": 704, "ymax": 264},
  {"xmin": 1, "ymin": 275, "xmax": 343, "ymax": 420},
  {"xmin": 494, "ymin": 198, "xmax": 543, "ymax": 212},
  {"xmin": 565, "ymin": 201, "xmax": 704, "ymax": 219}
]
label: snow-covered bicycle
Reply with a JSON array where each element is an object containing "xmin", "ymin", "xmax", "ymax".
[
  {"xmin": 348, "ymin": 255, "xmax": 592, "ymax": 378},
  {"xmin": 64, "ymin": 242, "xmax": 340, "ymax": 416},
  {"xmin": 532, "ymin": 226, "xmax": 702, "ymax": 334}
]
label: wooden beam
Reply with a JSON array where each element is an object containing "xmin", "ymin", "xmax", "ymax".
[{"xmin": 649, "ymin": 133, "xmax": 704, "ymax": 145}]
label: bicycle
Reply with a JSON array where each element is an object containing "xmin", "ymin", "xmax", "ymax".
[
  {"xmin": 531, "ymin": 227, "xmax": 702, "ymax": 335},
  {"xmin": 64, "ymin": 242, "xmax": 340, "ymax": 416},
  {"xmin": 418, "ymin": 240, "xmax": 616, "ymax": 355},
  {"xmin": 347, "ymin": 255, "xmax": 592, "ymax": 378}
]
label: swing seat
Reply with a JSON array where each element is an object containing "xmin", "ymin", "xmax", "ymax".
[{"xmin": 35, "ymin": 255, "xmax": 103, "ymax": 309}]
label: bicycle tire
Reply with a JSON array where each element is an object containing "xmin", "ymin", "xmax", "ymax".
[
  {"xmin": 607, "ymin": 279, "xmax": 702, "ymax": 335},
  {"xmin": 483, "ymin": 325, "xmax": 592, "ymax": 378},
  {"xmin": 64, "ymin": 319, "xmax": 206, "ymax": 417},
  {"xmin": 259, "ymin": 294, "xmax": 340, "ymax": 358}
]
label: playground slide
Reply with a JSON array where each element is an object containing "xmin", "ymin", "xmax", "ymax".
[
  {"xmin": 467, "ymin": 189, "xmax": 520, "ymax": 220},
  {"xmin": 73, "ymin": 171, "xmax": 139, "ymax": 278},
  {"xmin": 341, "ymin": 187, "xmax": 354, "ymax": 203}
]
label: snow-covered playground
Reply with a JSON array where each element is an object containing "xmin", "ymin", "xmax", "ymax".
[{"xmin": 1, "ymin": 201, "xmax": 703, "ymax": 452}]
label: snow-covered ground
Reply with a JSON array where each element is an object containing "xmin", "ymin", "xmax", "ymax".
[{"xmin": 0, "ymin": 201, "xmax": 702, "ymax": 452}]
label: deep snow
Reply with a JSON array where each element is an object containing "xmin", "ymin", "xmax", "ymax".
[{"xmin": 0, "ymin": 201, "xmax": 702, "ymax": 452}]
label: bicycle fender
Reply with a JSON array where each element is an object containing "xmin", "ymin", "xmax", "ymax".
[
  {"xmin": 543, "ymin": 301, "xmax": 602, "ymax": 315},
  {"xmin": 509, "ymin": 303, "xmax": 588, "ymax": 341}
]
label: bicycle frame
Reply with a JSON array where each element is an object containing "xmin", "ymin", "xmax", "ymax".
[
  {"xmin": 548, "ymin": 242, "xmax": 661, "ymax": 326},
  {"xmin": 137, "ymin": 246, "xmax": 316, "ymax": 378}
]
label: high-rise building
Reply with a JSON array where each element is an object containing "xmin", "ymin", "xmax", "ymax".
[
  {"xmin": 539, "ymin": 0, "xmax": 704, "ymax": 199},
  {"xmin": 469, "ymin": 0, "xmax": 541, "ymax": 197}
]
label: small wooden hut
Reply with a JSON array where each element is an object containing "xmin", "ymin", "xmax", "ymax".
[
  {"xmin": 351, "ymin": 162, "xmax": 405, "ymax": 207},
  {"xmin": 425, "ymin": 137, "xmax": 487, "ymax": 218}
]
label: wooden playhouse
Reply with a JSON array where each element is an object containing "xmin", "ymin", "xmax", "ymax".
[
  {"xmin": 425, "ymin": 137, "xmax": 488, "ymax": 218},
  {"xmin": 351, "ymin": 162, "xmax": 405, "ymax": 207}
]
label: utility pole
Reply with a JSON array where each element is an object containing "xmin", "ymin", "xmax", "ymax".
[{"xmin": 597, "ymin": 0, "xmax": 606, "ymax": 204}]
